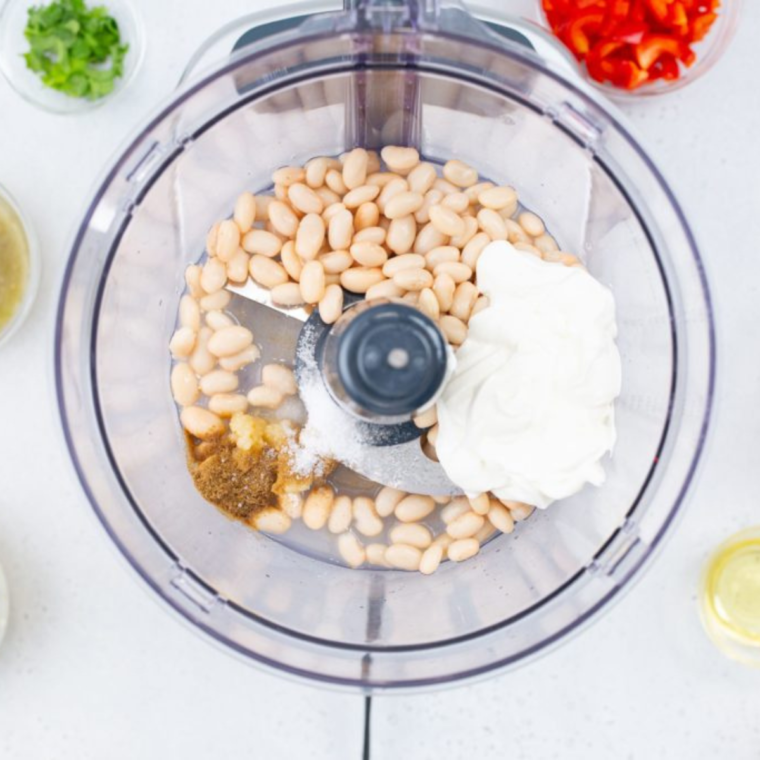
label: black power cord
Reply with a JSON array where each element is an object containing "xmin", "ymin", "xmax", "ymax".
[{"xmin": 362, "ymin": 696, "xmax": 372, "ymax": 760}]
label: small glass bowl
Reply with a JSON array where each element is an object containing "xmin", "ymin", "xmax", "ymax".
[
  {"xmin": 535, "ymin": 0, "xmax": 742, "ymax": 99},
  {"xmin": 0, "ymin": 184, "xmax": 39, "ymax": 349},
  {"xmin": 699, "ymin": 526, "xmax": 760, "ymax": 668},
  {"xmin": 0, "ymin": 0, "xmax": 145, "ymax": 114}
]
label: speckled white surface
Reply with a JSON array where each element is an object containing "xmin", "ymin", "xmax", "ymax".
[{"xmin": 0, "ymin": 1, "xmax": 758, "ymax": 758}]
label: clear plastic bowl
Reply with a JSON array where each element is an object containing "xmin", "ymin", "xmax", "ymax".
[
  {"xmin": 0, "ymin": 0, "xmax": 145, "ymax": 114},
  {"xmin": 55, "ymin": 0, "xmax": 715, "ymax": 691},
  {"xmin": 534, "ymin": 0, "xmax": 742, "ymax": 98},
  {"xmin": 0, "ymin": 183, "xmax": 39, "ymax": 349}
]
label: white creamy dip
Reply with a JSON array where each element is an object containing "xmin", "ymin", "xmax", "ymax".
[{"xmin": 435, "ymin": 241, "xmax": 621, "ymax": 508}]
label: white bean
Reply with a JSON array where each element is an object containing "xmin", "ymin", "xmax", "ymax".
[
  {"xmin": 390, "ymin": 523, "xmax": 432, "ymax": 549},
  {"xmin": 226, "ymin": 249, "xmax": 250, "ymax": 283},
  {"xmin": 468, "ymin": 493, "xmax": 491, "ymax": 516},
  {"xmin": 342, "ymin": 148, "xmax": 369, "ymax": 190},
  {"xmin": 205, "ymin": 310, "xmax": 234, "ymax": 331},
  {"xmin": 417, "ymin": 288, "xmax": 440, "ymax": 321},
  {"xmin": 487, "ymin": 500, "xmax": 515, "ymax": 534},
  {"xmin": 448, "ymin": 215, "xmax": 478, "ymax": 249},
  {"xmin": 262, "ymin": 364, "xmax": 297, "ymax": 396},
  {"xmin": 288, "ymin": 182, "xmax": 324, "ymax": 215},
  {"xmin": 246, "ymin": 385, "xmax": 284, "ymax": 409},
  {"xmin": 443, "ymin": 159, "xmax": 478, "ymax": 188},
  {"xmin": 504, "ymin": 501, "xmax": 535, "ymax": 521},
  {"xmin": 242, "ymin": 229, "xmax": 283, "ymax": 257},
  {"xmin": 280, "ymin": 241, "xmax": 303, "ymax": 282},
  {"xmin": 433, "ymin": 261, "xmax": 473, "ymax": 284},
  {"xmin": 353, "ymin": 496, "xmax": 383, "ymax": 537},
  {"xmin": 433, "ymin": 273, "xmax": 456, "ymax": 313},
  {"xmin": 393, "ymin": 267, "xmax": 433, "ymax": 292},
  {"xmin": 268, "ymin": 200, "xmax": 299, "ymax": 238},
  {"xmin": 355, "ymin": 202, "xmax": 380, "ymax": 230},
  {"xmin": 296, "ymin": 213, "xmax": 326, "ymax": 260},
  {"xmin": 217, "ymin": 219, "xmax": 242, "ymax": 261},
  {"xmin": 415, "ymin": 222, "xmax": 449, "ymax": 254},
  {"xmin": 478, "ymin": 186, "xmax": 518, "ymax": 210},
  {"xmin": 318, "ymin": 283, "xmax": 344, "ymax": 324},
  {"xmin": 300, "ymin": 260, "xmax": 326, "ymax": 304},
  {"xmin": 201, "ymin": 258, "xmax": 227, "ymax": 293},
  {"xmin": 303, "ymin": 486, "xmax": 334, "ymax": 530},
  {"xmin": 343, "ymin": 184, "xmax": 380, "ymax": 209},
  {"xmin": 328, "ymin": 208, "xmax": 354, "ymax": 251},
  {"xmin": 447, "ymin": 511, "xmax": 485, "ymax": 539},
  {"xmin": 407, "ymin": 162, "xmax": 437, "ymax": 194},
  {"xmin": 450, "ymin": 281, "xmax": 479, "ymax": 322},
  {"xmin": 462, "ymin": 232, "xmax": 490, "ymax": 270},
  {"xmin": 385, "ymin": 191, "xmax": 425, "ymax": 219},
  {"xmin": 340, "ymin": 267, "xmax": 385, "ymax": 294},
  {"xmin": 395, "ymin": 495, "xmax": 435, "ymax": 523},
  {"xmin": 326, "ymin": 168, "xmax": 349, "ymax": 195},
  {"xmin": 169, "ymin": 327, "xmax": 196, "ymax": 358},
  {"xmin": 429, "ymin": 205, "xmax": 465, "ymax": 237},
  {"xmin": 279, "ymin": 493, "xmax": 303, "ymax": 519},
  {"xmin": 350, "ymin": 241, "xmax": 388, "ymax": 267},
  {"xmin": 199, "ymin": 289, "xmax": 231, "ymax": 312},
  {"xmin": 439, "ymin": 314, "xmax": 468, "ymax": 345},
  {"xmin": 338, "ymin": 532, "xmax": 366, "ymax": 568},
  {"xmin": 328, "ymin": 495, "xmax": 353, "ymax": 534},
  {"xmin": 271, "ymin": 282, "xmax": 306, "ymax": 307},
  {"xmin": 447, "ymin": 537, "xmax": 480, "ymax": 562},
  {"xmin": 179, "ymin": 295, "xmax": 200, "ymax": 331},
  {"xmin": 365, "ymin": 279, "xmax": 404, "ymax": 301},
  {"xmin": 207, "ymin": 326, "xmax": 253, "ymax": 357},
  {"xmin": 189, "ymin": 326, "xmax": 216, "ymax": 375},
  {"xmin": 412, "ymin": 405, "xmax": 437, "ymax": 428},
  {"xmin": 171, "ymin": 363, "xmax": 199, "ymax": 407},
  {"xmin": 425, "ymin": 246, "xmax": 459, "ymax": 270},
  {"xmin": 381, "ymin": 146, "xmax": 420, "ymax": 175},
  {"xmin": 185, "ymin": 265, "xmax": 204, "ymax": 299},
  {"xmin": 208, "ymin": 393, "xmax": 249, "ymax": 417},
  {"xmin": 180, "ymin": 406, "xmax": 224, "ymax": 440},
  {"xmin": 375, "ymin": 486, "xmax": 405, "ymax": 517},
  {"xmin": 255, "ymin": 508, "xmax": 292, "ymax": 534},
  {"xmin": 477, "ymin": 208, "xmax": 508, "ymax": 241},
  {"xmin": 272, "ymin": 166, "xmax": 305, "ymax": 186},
  {"xmin": 305, "ymin": 157, "xmax": 329, "ymax": 188},
  {"xmin": 415, "ymin": 189, "xmax": 444, "ymax": 224},
  {"xmin": 366, "ymin": 543, "xmax": 389, "ymax": 567},
  {"xmin": 386, "ymin": 215, "xmax": 417, "ymax": 254},
  {"xmin": 518, "ymin": 211, "xmax": 545, "ymax": 237},
  {"xmin": 200, "ymin": 370, "xmax": 239, "ymax": 395},
  {"xmin": 419, "ymin": 544, "xmax": 444, "ymax": 575},
  {"xmin": 441, "ymin": 497, "xmax": 471, "ymax": 524},
  {"xmin": 385, "ymin": 543, "xmax": 422, "ymax": 571},
  {"xmin": 218, "ymin": 344, "xmax": 260, "ymax": 372}
]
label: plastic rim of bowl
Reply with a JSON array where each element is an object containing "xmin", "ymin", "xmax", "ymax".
[
  {"xmin": 0, "ymin": 0, "xmax": 146, "ymax": 114},
  {"xmin": 0, "ymin": 184, "xmax": 39, "ymax": 349},
  {"xmin": 533, "ymin": 0, "xmax": 743, "ymax": 99}
]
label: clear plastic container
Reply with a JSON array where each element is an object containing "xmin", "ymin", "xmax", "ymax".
[
  {"xmin": 533, "ymin": 0, "xmax": 742, "ymax": 99},
  {"xmin": 0, "ymin": 183, "xmax": 39, "ymax": 348},
  {"xmin": 0, "ymin": 0, "xmax": 145, "ymax": 114},
  {"xmin": 55, "ymin": 0, "xmax": 715, "ymax": 691}
]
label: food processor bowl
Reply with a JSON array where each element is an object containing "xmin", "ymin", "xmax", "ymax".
[{"xmin": 55, "ymin": 0, "xmax": 714, "ymax": 690}]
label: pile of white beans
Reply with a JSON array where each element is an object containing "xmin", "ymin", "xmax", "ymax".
[{"xmin": 169, "ymin": 146, "xmax": 579, "ymax": 573}]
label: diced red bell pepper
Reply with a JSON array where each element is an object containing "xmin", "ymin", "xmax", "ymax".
[
  {"xmin": 610, "ymin": 60, "xmax": 650, "ymax": 89},
  {"xmin": 646, "ymin": 0, "xmax": 671, "ymax": 22},
  {"xmin": 635, "ymin": 35, "xmax": 684, "ymax": 69},
  {"xmin": 647, "ymin": 53, "xmax": 681, "ymax": 80},
  {"xmin": 691, "ymin": 12, "xmax": 718, "ymax": 41},
  {"xmin": 610, "ymin": 22, "xmax": 649, "ymax": 44},
  {"xmin": 540, "ymin": 0, "xmax": 721, "ymax": 92},
  {"xmin": 567, "ymin": 12, "xmax": 606, "ymax": 56}
]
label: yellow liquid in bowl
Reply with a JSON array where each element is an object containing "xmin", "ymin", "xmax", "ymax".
[
  {"xmin": 701, "ymin": 530, "xmax": 760, "ymax": 664},
  {"xmin": 0, "ymin": 197, "xmax": 29, "ymax": 334}
]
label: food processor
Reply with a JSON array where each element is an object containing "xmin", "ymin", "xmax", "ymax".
[{"xmin": 55, "ymin": 0, "xmax": 715, "ymax": 690}]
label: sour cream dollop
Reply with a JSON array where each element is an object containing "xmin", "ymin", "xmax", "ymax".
[{"xmin": 435, "ymin": 242, "xmax": 621, "ymax": 508}]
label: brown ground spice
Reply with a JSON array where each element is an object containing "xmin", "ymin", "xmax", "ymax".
[{"xmin": 188, "ymin": 435, "xmax": 278, "ymax": 521}]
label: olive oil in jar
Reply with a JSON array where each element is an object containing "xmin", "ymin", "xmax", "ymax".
[
  {"xmin": 700, "ymin": 528, "xmax": 760, "ymax": 666},
  {"xmin": 0, "ymin": 194, "xmax": 29, "ymax": 334}
]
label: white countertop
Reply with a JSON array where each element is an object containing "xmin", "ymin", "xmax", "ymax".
[{"xmin": 1, "ymin": 1, "xmax": 758, "ymax": 758}]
